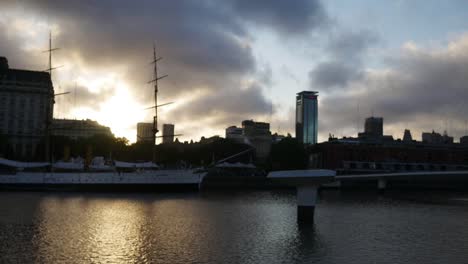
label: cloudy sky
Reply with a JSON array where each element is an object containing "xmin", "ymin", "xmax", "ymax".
[{"xmin": 1, "ymin": 0, "xmax": 468, "ymax": 143}]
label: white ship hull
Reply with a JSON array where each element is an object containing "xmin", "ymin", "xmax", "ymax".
[{"xmin": 0, "ymin": 170, "xmax": 207, "ymax": 191}]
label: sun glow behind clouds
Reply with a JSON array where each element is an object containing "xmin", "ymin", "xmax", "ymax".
[
  {"xmin": 0, "ymin": 12, "xmax": 155, "ymax": 143},
  {"xmin": 76, "ymin": 74, "xmax": 118, "ymax": 94},
  {"xmin": 71, "ymin": 82, "xmax": 146, "ymax": 141}
]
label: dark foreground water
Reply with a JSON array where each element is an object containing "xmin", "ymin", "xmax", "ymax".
[{"xmin": 1, "ymin": 190, "xmax": 468, "ymax": 264}]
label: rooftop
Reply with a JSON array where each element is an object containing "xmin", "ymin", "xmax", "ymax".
[
  {"xmin": 0, "ymin": 56, "xmax": 52, "ymax": 84},
  {"xmin": 297, "ymin": 91, "xmax": 318, "ymax": 96}
]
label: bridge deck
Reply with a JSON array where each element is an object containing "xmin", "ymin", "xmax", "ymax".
[{"xmin": 336, "ymin": 170, "xmax": 468, "ymax": 179}]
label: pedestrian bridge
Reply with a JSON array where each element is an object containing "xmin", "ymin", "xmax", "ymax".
[
  {"xmin": 336, "ymin": 170, "xmax": 468, "ymax": 179},
  {"xmin": 268, "ymin": 169, "xmax": 468, "ymax": 223},
  {"xmin": 336, "ymin": 170, "xmax": 468, "ymax": 190}
]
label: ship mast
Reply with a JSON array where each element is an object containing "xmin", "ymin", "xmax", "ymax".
[
  {"xmin": 148, "ymin": 43, "xmax": 167, "ymax": 162},
  {"xmin": 43, "ymin": 31, "xmax": 69, "ymax": 163},
  {"xmin": 43, "ymin": 31, "xmax": 61, "ymax": 163}
]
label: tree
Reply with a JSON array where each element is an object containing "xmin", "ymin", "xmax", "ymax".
[
  {"xmin": 116, "ymin": 137, "xmax": 129, "ymax": 146},
  {"xmin": 269, "ymin": 137, "xmax": 307, "ymax": 170}
]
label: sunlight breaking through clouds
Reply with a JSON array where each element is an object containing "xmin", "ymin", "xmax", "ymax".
[{"xmin": 2, "ymin": 1, "xmax": 468, "ymax": 143}]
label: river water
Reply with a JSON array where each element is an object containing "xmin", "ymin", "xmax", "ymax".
[{"xmin": 0, "ymin": 190, "xmax": 467, "ymax": 264}]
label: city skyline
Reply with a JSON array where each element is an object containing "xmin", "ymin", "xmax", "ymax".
[{"xmin": 1, "ymin": 1, "xmax": 468, "ymax": 143}]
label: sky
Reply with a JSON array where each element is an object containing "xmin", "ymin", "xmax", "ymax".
[{"xmin": 1, "ymin": 0, "xmax": 468, "ymax": 143}]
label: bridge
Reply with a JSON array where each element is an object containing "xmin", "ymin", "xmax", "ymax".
[
  {"xmin": 336, "ymin": 170, "xmax": 468, "ymax": 191},
  {"xmin": 268, "ymin": 169, "xmax": 468, "ymax": 223}
]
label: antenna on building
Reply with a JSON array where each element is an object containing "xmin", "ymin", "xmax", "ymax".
[
  {"xmin": 356, "ymin": 102, "xmax": 360, "ymax": 135},
  {"xmin": 443, "ymin": 118, "xmax": 448, "ymax": 135},
  {"xmin": 74, "ymin": 81, "xmax": 77, "ymax": 119},
  {"xmin": 270, "ymin": 96, "xmax": 273, "ymax": 125},
  {"xmin": 448, "ymin": 118, "xmax": 451, "ymax": 136}
]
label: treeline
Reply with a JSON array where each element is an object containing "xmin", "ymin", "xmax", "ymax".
[
  {"xmin": 0, "ymin": 134, "xmax": 309, "ymax": 170},
  {"xmin": 51, "ymin": 135, "xmax": 253, "ymax": 168},
  {"xmin": 268, "ymin": 137, "xmax": 308, "ymax": 170}
]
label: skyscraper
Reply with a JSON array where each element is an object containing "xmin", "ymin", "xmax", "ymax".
[
  {"xmin": 364, "ymin": 117, "xmax": 383, "ymax": 137},
  {"xmin": 162, "ymin": 124, "xmax": 175, "ymax": 144},
  {"xmin": 136, "ymin": 122, "xmax": 153, "ymax": 143},
  {"xmin": 296, "ymin": 91, "xmax": 318, "ymax": 144}
]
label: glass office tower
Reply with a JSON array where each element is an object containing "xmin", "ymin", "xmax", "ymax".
[{"xmin": 296, "ymin": 91, "xmax": 318, "ymax": 144}]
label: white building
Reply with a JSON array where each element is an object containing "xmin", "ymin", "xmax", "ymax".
[
  {"xmin": 0, "ymin": 57, "xmax": 54, "ymax": 159},
  {"xmin": 225, "ymin": 120, "xmax": 272, "ymax": 161},
  {"xmin": 137, "ymin": 122, "xmax": 153, "ymax": 143},
  {"xmin": 162, "ymin": 124, "xmax": 175, "ymax": 144},
  {"xmin": 225, "ymin": 126, "xmax": 244, "ymax": 142}
]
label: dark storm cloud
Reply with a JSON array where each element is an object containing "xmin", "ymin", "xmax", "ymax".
[
  {"xmin": 172, "ymin": 82, "xmax": 272, "ymax": 123},
  {"xmin": 2, "ymin": 0, "xmax": 328, "ymax": 85},
  {"xmin": 327, "ymin": 29, "xmax": 379, "ymax": 61},
  {"xmin": 319, "ymin": 35, "xmax": 468, "ymax": 140},
  {"xmin": 309, "ymin": 29, "xmax": 378, "ymax": 89},
  {"xmin": 1, "ymin": 0, "xmax": 328, "ymax": 116},
  {"xmin": 229, "ymin": 0, "xmax": 328, "ymax": 34},
  {"xmin": 1, "ymin": 0, "xmax": 332, "ymax": 140},
  {"xmin": 69, "ymin": 84, "xmax": 116, "ymax": 110},
  {"xmin": 309, "ymin": 61, "xmax": 362, "ymax": 88},
  {"xmin": 7, "ymin": 0, "xmax": 253, "ymax": 88},
  {"xmin": 0, "ymin": 22, "xmax": 45, "ymax": 71}
]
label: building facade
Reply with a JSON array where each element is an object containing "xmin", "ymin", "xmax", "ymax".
[
  {"xmin": 137, "ymin": 122, "xmax": 153, "ymax": 143},
  {"xmin": 51, "ymin": 119, "xmax": 113, "ymax": 140},
  {"xmin": 162, "ymin": 124, "xmax": 175, "ymax": 144},
  {"xmin": 460, "ymin": 136, "xmax": 468, "ymax": 145},
  {"xmin": 296, "ymin": 91, "xmax": 318, "ymax": 145},
  {"xmin": 225, "ymin": 126, "xmax": 244, "ymax": 142},
  {"xmin": 422, "ymin": 130, "xmax": 454, "ymax": 144},
  {"xmin": 309, "ymin": 140, "xmax": 468, "ymax": 171},
  {"xmin": 225, "ymin": 120, "xmax": 273, "ymax": 161},
  {"xmin": 0, "ymin": 57, "xmax": 54, "ymax": 159},
  {"xmin": 364, "ymin": 117, "xmax": 383, "ymax": 137},
  {"xmin": 310, "ymin": 117, "xmax": 466, "ymax": 171},
  {"xmin": 358, "ymin": 116, "xmax": 393, "ymax": 142},
  {"xmin": 242, "ymin": 120, "xmax": 272, "ymax": 161}
]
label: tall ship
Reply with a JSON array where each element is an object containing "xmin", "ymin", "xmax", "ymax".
[
  {"xmin": 0, "ymin": 158, "xmax": 205, "ymax": 191},
  {"xmin": 0, "ymin": 43, "xmax": 207, "ymax": 191}
]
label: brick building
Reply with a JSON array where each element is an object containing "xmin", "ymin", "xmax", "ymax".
[{"xmin": 308, "ymin": 141, "xmax": 468, "ymax": 171}]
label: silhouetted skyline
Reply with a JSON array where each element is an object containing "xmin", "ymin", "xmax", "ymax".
[{"xmin": 1, "ymin": 1, "xmax": 468, "ymax": 143}]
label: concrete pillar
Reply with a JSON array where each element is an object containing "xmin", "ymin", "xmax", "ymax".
[
  {"xmin": 378, "ymin": 178, "xmax": 387, "ymax": 192},
  {"xmin": 297, "ymin": 185, "xmax": 318, "ymax": 223},
  {"xmin": 268, "ymin": 169, "xmax": 336, "ymax": 224}
]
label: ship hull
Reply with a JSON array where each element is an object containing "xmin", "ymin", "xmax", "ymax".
[
  {"xmin": 0, "ymin": 183, "xmax": 199, "ymax": 192},
  {"xmin": 0, "ymin": 170, "xmax": 206, "ymax": 192}
]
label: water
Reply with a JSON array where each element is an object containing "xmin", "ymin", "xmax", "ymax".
[{"xmin": 1, "ymin": 190, "xmax": 468, "ymax": 264}]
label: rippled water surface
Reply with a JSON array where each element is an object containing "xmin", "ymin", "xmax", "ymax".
[{"xmin": 1, "ymin": 190, "xmax": 468, "ymax": 263}]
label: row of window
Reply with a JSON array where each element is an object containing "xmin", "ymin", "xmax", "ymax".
[{"xmin": 345, "ymin": 162, "xmax": 468, "ymax": 171}]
